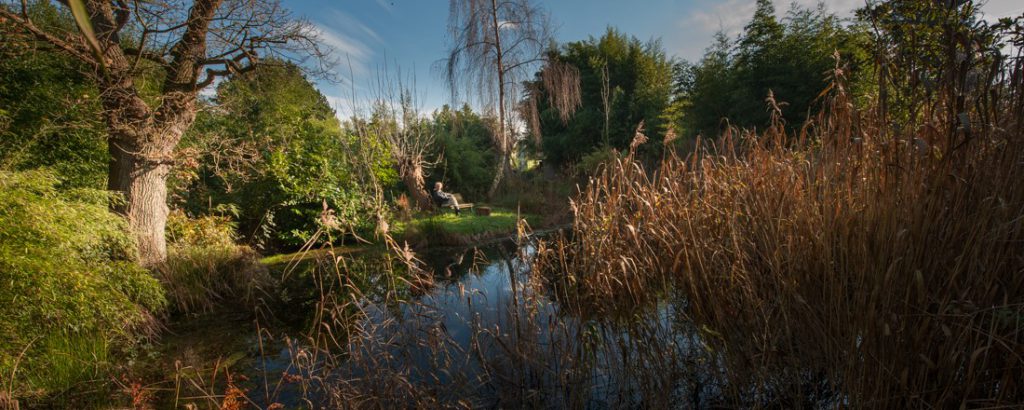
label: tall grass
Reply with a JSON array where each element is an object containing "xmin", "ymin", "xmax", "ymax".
[
  {"xmin": 155, "ymin": 210, "xmax": 272, "ymax": 314},
  {"xmin": 536, "ymin": 48, "xmax": 1024, "ymax": 407}
]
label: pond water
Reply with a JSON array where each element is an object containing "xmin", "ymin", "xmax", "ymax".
[{"xmin": 156, "ymin": 237, "xmax": 714, "ymax": 408}]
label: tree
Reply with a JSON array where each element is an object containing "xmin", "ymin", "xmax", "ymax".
[
  {"xmin": 531, "ymin": 28, "xmax": 674, "ymax": 167},
  {"xmin": 0, "ymin": 0, "xmax": 329, "ymax": 265},
  {"xmin": 359, "ymin": 70, "xmax": 436, "ymax": 211},
  {"xmin": 175, "ymin": 63, "xmax": 380, "ymax": 249},
  {"xmin": 857, "ymin": 0, "xmax": 1000, "ymax": 146},
  {"xmin": 442, "ymin": 0, "xmax": 551, "ymax": 197},
  {"xmin": 0, "ymin": 3, "xmax": 107, "ymax": 189},
  {"xmin": 430, "ymin": 104, "xmax": 496, "ymax": 199},
  {"xmin": 678, "ymin": 1, "xmax": 866, "ymax": 137}
]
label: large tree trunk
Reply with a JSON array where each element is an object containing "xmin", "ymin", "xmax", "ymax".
[
  {"xmin": 99, "ymin": 67, "xmax": 195, "ymax": 266},
  {"xmin": 108, "ymin": 139, "xmax": 172, "ymax": 266},
  {"xmin": 400, "ymin": 161, "xmax": 433, "ymax": 211}
]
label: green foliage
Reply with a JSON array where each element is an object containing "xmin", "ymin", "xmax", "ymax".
[
  {"xmin": 175, "ymin": 63, "xmax": 390, "ymax": 249},
  {"xmin": 679, "ymin": 1, "xmax": 869, "ymax": 136},
  {"xmin": 21, "ymin": 332, "xmax": 110, "ymax": 397},
  {"xmin": 534, "ymin": 27, "xmax": 674, "ymax": 167},
  {"xmin": 855, "ymin": 0, "xmax": 1000, "ymax": 128},
  {"xmin": 0, "ymin": 170, "xmax": 165, "ymax": 395},
  {"xmin": 430, "ymin": 104, "xmax": 496, "ymax": 200},
  {"xmin": 0, "ymin": 3, "xmax": 107, "ymax": 189},
  {"xmin": 576, "ymin": 146, "xmax": 623, "ymax": 176}
]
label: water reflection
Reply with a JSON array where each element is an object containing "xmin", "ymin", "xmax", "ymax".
[{"xmin": 162, "ymin": 239, "xmax": 715, "ymax": 408}]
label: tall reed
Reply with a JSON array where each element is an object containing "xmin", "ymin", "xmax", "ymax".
[{"xmin": 536, "ymin": 44, "xmax": 1024, "ymax": 406}]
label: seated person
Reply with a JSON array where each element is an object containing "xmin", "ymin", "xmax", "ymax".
[{"xmin": 431, "ymin": 181, "xmax": 461, "ymax": 215}]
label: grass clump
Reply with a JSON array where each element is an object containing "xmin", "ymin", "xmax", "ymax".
[
  {"xmin": 155, "ymin": 210, "xmax": 272, "ymax": 314},
  {"xmin": 0, "ymin": 169, "xmax": 165, "ymax": 399}
]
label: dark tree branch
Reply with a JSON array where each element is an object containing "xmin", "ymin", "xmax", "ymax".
[{"xmin": 123, "ymin": 47, "xmax": 171, "ymax": 67}]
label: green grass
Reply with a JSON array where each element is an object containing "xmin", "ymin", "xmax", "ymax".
[
  {"xmin": 398, "ymin": 209, "xmax": 535, "ymax": 236},
  {"xmin": 259, "ymin": 246, "xmax": 367, "ymax": 267}
]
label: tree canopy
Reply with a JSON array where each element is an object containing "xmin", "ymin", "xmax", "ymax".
[
  {"xmin": 531, "ymin": 27, "xmax": 674, "ymax": 167},
  {"xmin": 677, "ymin": 1, "xmax": 867, "ymax": 137}
]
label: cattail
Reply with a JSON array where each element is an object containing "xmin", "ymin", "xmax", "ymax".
[
  {"xmin": 629, "ymin": 120, "xmax": 649, "ymax": 154},
  {"xmin": 663, "ymin": 126, "xmax": 679, "ymax": 147}
]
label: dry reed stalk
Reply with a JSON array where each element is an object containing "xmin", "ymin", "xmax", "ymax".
[{"xmin": 535, "ymin": 45, "xmax": 1024, "ymax": 407}]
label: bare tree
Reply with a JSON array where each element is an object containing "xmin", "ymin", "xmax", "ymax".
[
  {"xmin": 442, "ymin": 0, "xmax": 550, "ymax": 198},
  {"xmin": 599, "ymin": 62, "xmax": 611, "ymax": 146},
  {"xmin": 0, "ymin": 0, "xmax": 331, "ymax": 264},
  {"xmin": 522, "ymin": 55, "xmax": 582, "ymax": 143},
  {"xmin": 359, "ymin": 68, "xmax": 437, "ymax": 211}
]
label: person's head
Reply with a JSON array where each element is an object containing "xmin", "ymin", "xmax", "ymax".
[{"xmin": 434, "ymin": 181, "xmax": 443, "ymax": 191}]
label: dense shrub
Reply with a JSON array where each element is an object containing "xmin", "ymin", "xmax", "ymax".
[
  {"xmin": 0, "ymin": 170, "xmax": 165, "ymax": 395},
  {"xmin": 532, "ymin": 28, "xmax": 674, "ymax": 168},
  {"xmin": 574, "ymin": 145, "xmax": 622, "ymax": 176},
  {"xmin": 430, "ymin": 104, "xmax": 496, "ymax": 200},
  {"xmin": 0, "ymin": 4, "xmax": 108, "ymax": 190},
  {"xmin": 174, "ymin": 63, "xmax": 388, "ymax": 250},
  {"xmin": 678, "ymin": 1, "xmax": 868, "ymax": 137}
]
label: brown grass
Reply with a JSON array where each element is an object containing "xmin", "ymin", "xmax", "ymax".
[{"xmin": 535, "ymin": 52, "xmax": 1024, "ymax": 407}]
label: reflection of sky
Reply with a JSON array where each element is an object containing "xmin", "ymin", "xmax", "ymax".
[
  {"xmin": 277, "ymin": 0, "xmax": 1022, "ymax": 120},
  {"xmin": 228, "ymin": 240, "xmax": 710, "ymax": 407}
]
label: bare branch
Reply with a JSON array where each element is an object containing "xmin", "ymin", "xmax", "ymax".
[
  {"xmin": 440, "ymin": 0, "xmax": 552, "ymax": 196},
  {"xmin": 0, "ymin": 7, "xmax": 99, "ymax": 68}
]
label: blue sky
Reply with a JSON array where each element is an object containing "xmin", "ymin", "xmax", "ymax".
[{"xmin": 285, "ymin": 0, "xmax": 1023, "ymax": 119}]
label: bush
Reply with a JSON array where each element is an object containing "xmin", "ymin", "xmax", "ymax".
[
  {"xmin": 155, "ymin": 210, "xmax": 272, "ymax": 314},
  {"xmin": 0, "ymin": 170, "xmax": 165, "ymax": 396},
  {"xmin": 575, "ymin": 145, "xmax": 621, "ymax": 176},
  {"xmin": 431, "ymin": 104, "xmax": 496, "ymax": 200}
]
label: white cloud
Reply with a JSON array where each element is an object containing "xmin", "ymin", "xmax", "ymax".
[
  {"xmin": 311, "ymin": 23, "xmax": 373, "ymax": 76},
  {"xmin": 686, "ymin": 0, "xmax": 758, "ymax": 39},
  {"xmin": 979, "ymin": 0, "xmax": 1023, "ymax": 21},
  {"xmin": 330, "ymin": 9, "xmax": 384, "ymax": 45}
]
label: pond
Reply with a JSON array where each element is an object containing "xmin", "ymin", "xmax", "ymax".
[{"xmin": 152, "ymin": 236, "xmax": 717, "ymax": 409}]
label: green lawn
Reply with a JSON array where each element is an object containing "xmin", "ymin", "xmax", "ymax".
[
  {"xmin": 413, "ymin": 211, "xmax": 527, "ymax": 233},
  {"xmin": 259, "ymin": 246, "xmax": 367, "ymax": 266},
  {"xmin": 396, "ymin": 208, "xmax": 538, "ymax": 239}
]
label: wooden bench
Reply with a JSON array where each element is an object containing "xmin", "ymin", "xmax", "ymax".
[{"xmin": 451, "ymin": 194, "xmax": 474, "ymax": 214}]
